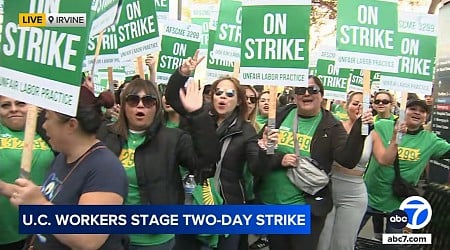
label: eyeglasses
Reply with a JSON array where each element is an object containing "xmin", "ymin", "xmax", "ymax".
[
  {"xmin": 125, "ymin": 94, "xmax": 157, "ymax": 108},
  {"xmin": 373, "ymin": 99, "xmax": 390, "ymax": 105},
  {"xmin": 214, "ymin": 89, "xmax": 236, "ymax": 98},
  {"xmin": 294, "ymin": 86, "xmax": 320, "ymax": 95},
  {"xmin": 246, "ymin": 96, "xmax": 257, "ymax": 104}
]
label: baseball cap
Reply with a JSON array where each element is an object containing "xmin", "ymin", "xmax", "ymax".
[{"xmin": 406, "ymin": 99, "xmax": 429, "ymax": 113}]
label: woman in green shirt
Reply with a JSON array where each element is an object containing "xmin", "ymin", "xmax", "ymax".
[
  {"xmin": 0, "ymin": 96, "xmax": 54, "ymax": 250},
  {"xmin": 362, "ymin": 99, "xmax": 450, "ymax": 234}
]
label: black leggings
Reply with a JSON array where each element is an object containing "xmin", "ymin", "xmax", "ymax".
[{"xmin": 268, "ymin": 215, "xmax": 327, "ymax": 250}]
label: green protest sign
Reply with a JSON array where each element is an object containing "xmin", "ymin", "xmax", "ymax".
[
  {"xmin": 348, "ymin": 69, "xmax": 364, "ymax": 92},
  {"xmin": 316, "ymin": 51, "xmax": 351, "ymax": 101},
  {"xmin": 371, "ymin": 71, "xmax": 381, "ymax": 91},
  {"xmin": 89, "ymin": 0, "xmax": 120, "ymax": 37},
  {"xmin": 157, "ymin": 21, "xmax": 201, "ymax": 83},
  {"xmin": 380, "ymin": 12, "xmax": 437, "ymax": 95},
  {"xmin": 240, "ymin": 0, "xmax": 311, "ymax": 86},
  {"xmin": 83, "ymin": 24, "xmax": 122, "ymax": 71},
  {"xmin": 336, "ymin": 0, "xmax": 399, "ymax": 73},
  {"xmin": 93, "ymin": 68, "xmax": 125, "ymax": 96},
  {"xmin": 207, "ymin": 29, "xmax": 234, "ymax": 82},
  {"xmin": 117, "ymin": 0, "xmax": 160, "ymax": 61},
  {"xmin": 155, "ymin": 0, "xmax": 170, "ymax": 22},
  {"xmin": 212, "ymin": 0, "xmax": 241, "ymax": 62},
  {"xmin": 191, "ymin": 4, "xmax": 217, "ymax": 50},
  {"xmin": 0, "ymin": 0, "xmax": 92, "ymax": 116}
]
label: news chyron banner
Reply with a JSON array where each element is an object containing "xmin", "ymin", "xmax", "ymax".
[
  {"xmin": 240, "ymin": 0, "xmax": 311, "ymax": 87},
  {"xmin": 380, "ymin": 12, "xmax": 438, "ymax": 95},
  {"xmin": 0, "ymin": 0, "xmax": 92, "ymax": 116},
  {"xmin": 336, "ymin": 0, "xmax": 399, "ymax": 73},
  {"xmin": 116, "ymin": 0, "xmax": 160, "ymax": 61},
  {"xmin": 89, "ymin": 0, "xmax": 121, "ymax": 37},
  {"xmin": 157, "ymin": 20, "xmax": 201, "ymax": 83},
  {"xmin": 19, "ymin": 205, "xmax": 311, "ymax": 234}
]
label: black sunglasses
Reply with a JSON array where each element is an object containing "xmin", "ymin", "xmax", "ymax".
[
  {"xmin": 214, "ymin": 89, "xmax": 236, "ymax": 98},
  {"xmin": 373, "ymin": 99, "xmax": 390, "ymax": 105},
  {"xmin": 125, "ymin": 94, "xmax": 157, "ymax": 108},
  {"xmin": 294, "ymin": 86, "xmax": 320, "ymax": 95},
  {"xmin": 246, "ymin": 96, "xmax": 257, "ymax": 104}
]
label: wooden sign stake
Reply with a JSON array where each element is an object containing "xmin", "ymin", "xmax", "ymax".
[{"xmin": 20, "ymin": 105, "xmax": 39, "ymax": 179}]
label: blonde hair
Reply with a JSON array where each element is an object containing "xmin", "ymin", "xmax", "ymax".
[{"xmin": 243, "ymin": 85, "xmax": 259, "ymax": 131}]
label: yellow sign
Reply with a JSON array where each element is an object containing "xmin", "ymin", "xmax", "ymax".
[{"xmin": 18, "ymin": 13, "xmax": 46, "ymax": 27}]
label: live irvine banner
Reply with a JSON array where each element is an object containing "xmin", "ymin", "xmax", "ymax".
[
  {"xmin": 240, "ymin": 0, "xmax": 311, "ymax": 86},
  {"xmin": 380, "ymin": 12, "xmax": 437, "ymax": 95},
  {"xmin": 19, "ymin": 205, "xmax": 311, "ymax": 234},
  {"xmin": 336, "ymin": 0, "xmax": 399, "ymax": 73},
  {"xmin": 315, "ymin": 50, "xmax": 350, "ymax": 101},
  {"xmin": 116, "ymin": 0, "xmax": 160, "ymax": 61},
  {"xmin": 0, "ymin": 0, "xmax": 93, "ymax": 116},
  {"xmin": 157, "ymin": 21, "xmax": 201, "ymax": 83}
]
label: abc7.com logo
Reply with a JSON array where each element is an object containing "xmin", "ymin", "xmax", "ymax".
[{"xmin": 389, "ymin": 196, "xmax": 432, "ymax": 230}]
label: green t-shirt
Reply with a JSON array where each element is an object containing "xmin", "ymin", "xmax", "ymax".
[
  {"xmin": 259, "ymin": 109, "xmax": 322, "ymax": 205},
  {"xmin": 165, "ymin": 120, "xmax": 179, "ymax": 129},
  {"xmin": 120, "ymin": 131, "xmax": 174, "ymax": 246},
  {"xmin": 373, "ymin": 113, "xmax": 397, "ymax": 122},
  {"xmin": 256, "ymin": 114, "xmax": 268, "ymax": 133},
  {"xmin": 0, "ymin": 124, "xmax": 54, "ymax": 244},
  {"xmin": 365, "ymin": 120, "xmax": 450, "ymax": 212},
  {"xmin": 332, "ymin": 103, "xmax": 348, "ymax": 121}
]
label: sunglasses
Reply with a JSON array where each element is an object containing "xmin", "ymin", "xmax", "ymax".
[
  {"xmin": 214, "ymin": 89, "xmax": 236, "ymax": 98},
  {"xmin": 125, "ymin": 94, "xmax": 157, "ymax": 108},
  {"xmin": 246, "ymin": 96, "xmax": 257, "ymax": 104},
  {"xmin": 294, "ymin": 86, "xmax": 320, "ymax": 95},
  {"xmin": 373, "ymin": 99, "xmax": 390, "ymax": 105}
]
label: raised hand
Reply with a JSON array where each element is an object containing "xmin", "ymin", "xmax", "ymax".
[
  {"xmin": 179, "ymin": 79, "xmax": 203, "ymax": 113},
  {"xmin": 179, "ymin": 49, "xmax": 205, "ymax": 76},
  {"xmin": 145, "ymin": 54, "xmax": 156, "ymax": 70}
]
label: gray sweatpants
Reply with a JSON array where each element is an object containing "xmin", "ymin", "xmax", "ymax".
[{"xmin": 317, "ymin": 171, "xmax": 368, "ymax": 250}]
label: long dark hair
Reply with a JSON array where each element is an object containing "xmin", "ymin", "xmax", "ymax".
[{"xmin": 110, "ymin": 79, "xmax": 162, "ymax": 140}]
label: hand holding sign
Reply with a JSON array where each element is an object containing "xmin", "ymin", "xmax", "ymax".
[
  {"xmin": 179, "ymin": 50, "xmax": 205, "ymax": 76},
  {"xmin": 179, "ymin": 79, "xmax": 203, "ymax": 113}
]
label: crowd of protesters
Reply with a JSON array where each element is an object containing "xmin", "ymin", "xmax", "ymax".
[{"xmin": 0, "ymin": 50, "xmax": 449, "ymax": 250}]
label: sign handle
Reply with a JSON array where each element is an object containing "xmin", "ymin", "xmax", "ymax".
[
  {"xmin": 107, "ymin": 66, "xmax": 115, "ymax": 103},
  {"xmin": 325, "ymin": 99, "xmax": 332, "ymax": 111},
  {"xmin": 20, "ymin": 105, "xmax": 39, "ymax": 179},
  {"xmin": 396, "ymin": 92, "xmax": 408, "ymax": 144},
  {"xmin": 136, "ymin": 56, "xmax": 145, "ymax": 79},
  {"xmin": 362, "ymin": 70, "xmax": 371, "ymax": 135},
  {"xmin": 232, "ymin": 61, "xmax": 240, "ymax": 78},
  {"xmin": 266, "ymin": 86, "xmax": 278, "ymax": 155}
]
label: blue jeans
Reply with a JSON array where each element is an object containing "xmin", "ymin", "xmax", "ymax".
[
  {"xmin": 129, "ymin": 238, "xmax": 175, "ymax": 250},
  {"xmin": 359, "ymin": 206, "xmax": 403, "ymax": 234}
]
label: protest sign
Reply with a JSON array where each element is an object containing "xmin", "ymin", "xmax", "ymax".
[
  {"xmin": 212, "ymin": 0, "xmax": 242, "ymax": 62},
  {"xmin": 156, "ymin": 21, "xmax": 201, "ymax": 83},
  {"xmin": 0, "ymin": 0, "xmax": 92, "ymax": 116},
  {"xmin": 336, "ymin": 0, "xmax": 399, "ymax": 73},
  {"xmin": 315, "ymin": 50, "xmax": 350, "ymax": 101},
  {"xmin": 116, "ymin": 0, "xmax": 160, "ymax": 61},
  {"xmin": 380, "ymin": 12, "xmax": 437, "ymax": 95},
  {"xmin": 89, "ymin": 0, "xmax": 120, "ymax": 37},
  {"xmin": 240, "ymin": 0, "xmax": 311, "ymax": 86}
]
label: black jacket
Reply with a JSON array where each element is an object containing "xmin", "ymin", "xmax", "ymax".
[
  {"xmin": 166, "ymin": 70, "xmax": 267, "ymax": 204},
  {"xmin": 256, "ymin": 104, "xmax": 366, "ymax": 216},
  {"xmin": 97, "ymin": 111, "xmax": 220, "ymax": 205}
]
